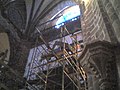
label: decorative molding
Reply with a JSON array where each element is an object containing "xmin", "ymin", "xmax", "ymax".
[{"xmin": 78, "ymin": 40, "xmax": 117, "ymax": 90}]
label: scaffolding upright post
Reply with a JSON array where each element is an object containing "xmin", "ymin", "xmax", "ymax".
[{"xmin": 62, "ymin": 64, "xmax": 65, "ymax": 90}]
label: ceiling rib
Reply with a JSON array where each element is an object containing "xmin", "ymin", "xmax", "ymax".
[{"xmin": 27, "ymin": 0, "xmax": 65, "ymax": 38}]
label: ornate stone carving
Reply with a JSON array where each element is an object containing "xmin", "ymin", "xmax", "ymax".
[{"xmin": 79, "ymin": 41, "xmax": 117, "ymax": 90}]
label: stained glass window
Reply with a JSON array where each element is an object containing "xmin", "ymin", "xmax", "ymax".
[{"xmin": 56, "ymin": 5, "xmax": 80, "ymax": 28}]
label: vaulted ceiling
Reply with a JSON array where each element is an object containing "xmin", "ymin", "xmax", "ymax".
[{"xmin": 0, "ymin": 0, "xmax": 77, "ymax": 42}]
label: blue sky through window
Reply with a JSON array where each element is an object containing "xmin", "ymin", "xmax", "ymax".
[{"xmin": 56, "ymin": 5, "xmax": 80, "ymax": 28}]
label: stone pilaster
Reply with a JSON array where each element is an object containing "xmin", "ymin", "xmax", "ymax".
[
  {"xmin": 98, "ymin": 0, "xmax": 120, "ymax": 43},
  {"xmin": 109, "ymin": 0, "xmax": 120, "ymax": 20},
  {"xmin": 79, "ymin": 41, "xmax": 118, "ymax": 90}
]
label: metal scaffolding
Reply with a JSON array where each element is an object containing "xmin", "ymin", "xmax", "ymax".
[
  {"xmin": 25, "ymin": 20, "xmax": 87, "ymax": 90},
  {"xmin": 0, "ymin": 1, "xmax": 89, "ymax": 89},
  {"xmin": 0, "ymin": 14, "xmax": 87, "ymax": 90}
]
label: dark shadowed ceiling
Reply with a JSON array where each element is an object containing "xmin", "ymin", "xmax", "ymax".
[{"xmin": 0, "ymin": 0, "xmax": 77, "ymax": 43}]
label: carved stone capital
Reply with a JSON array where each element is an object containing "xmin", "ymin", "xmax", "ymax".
[{"xmin": 79, "ymin": 41, "xmax": 117, "ymax": 90}]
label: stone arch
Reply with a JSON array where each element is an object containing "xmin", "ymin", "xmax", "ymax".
[{"xmin": 78, "ymin": 41, "xmax": 118, "ymax": 90}]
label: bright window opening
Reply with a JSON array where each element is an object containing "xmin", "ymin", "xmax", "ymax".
[{"xmin": 55, "ymin": 5, "xmax": 80, "ymax": 28}]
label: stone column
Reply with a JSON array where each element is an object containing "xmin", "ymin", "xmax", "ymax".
[
  {"xmin": 4, "ymin": 37, "xmax": 31, "ymax": 89},
  {"xmin": 79, "ymin": 41, "xmax": 118, "ymax": 90},
  {"xmin": 8, "ymin": 38, "xmax": 31, "ymax": 76}
]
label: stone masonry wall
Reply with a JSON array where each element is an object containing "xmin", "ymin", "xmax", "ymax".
[
  {"xmin": 100, "ymin": 0, "xmax": 120, "ymax": 89},
  {"xmin": 80, "ymin": 0, "xmax": 120, "ymax": 89},
  {"xmin": 109, "ymin": 0, "xmax": 120, "ymax": 21},
  {"xmin": 101, "ymin": 0, "xmax": 120, "ymax": 42},
  {"xmin": 81, "ymin": 0, "xmax": 111, "ymax": 44}
]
